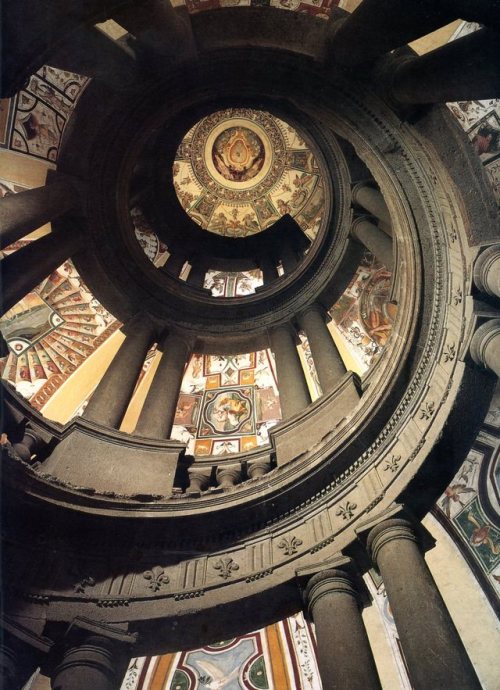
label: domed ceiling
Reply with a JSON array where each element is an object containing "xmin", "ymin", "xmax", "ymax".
[{"xmin": 173, "ymin": 108, "xmax": 327, "ymax": 239}]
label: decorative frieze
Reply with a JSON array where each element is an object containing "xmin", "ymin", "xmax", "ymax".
[
  {"xmin": 142, "ymin": 567, "xmax": 170, "ymax": 593},
  {"xmin": 278, "ymin": 536, "xmax": 303, "ymax": 556},
  {"xmin": 213, "ymin": 557, "xmax": 239, "ymax": 580}
]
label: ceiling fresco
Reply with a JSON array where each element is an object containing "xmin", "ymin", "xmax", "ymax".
[
  {"xmin": 329, "ymin": 252, "xmax": 396, "ymax": 374},
  {"xmin": 446, "ymin": 22, "xmax": 500, "ymax": 205},
  {"xmin": 182, "ymin": 0, "xmax": 338, "ymax": 19},
  {"xmin": 119, "ymin": 611, "xmax": 323, "ymax": 690},
  {"xmin": 204, "ymin": 269, "xmax": 263, "ymax": 297},
  {"xmin": 0, "ymin": 239, "xmax": 119, "ymax": 410},
  {"xmin": 0, "ymin": 65, "xmax": 88, "ymax": 163},
  {"xmin": 436, "ymin": 383, "xmax": 500, "ymax": 602},
  {"xmin": 173, "ymin": 108, "xmax": 327, "ymax": 239},
  {"xmin": 171, "ymin": 350, "xmax": 281, "ymax": 457},
  {"xmin": 131, "ymin": 206, "xmax": 170, "ymax": 267}
]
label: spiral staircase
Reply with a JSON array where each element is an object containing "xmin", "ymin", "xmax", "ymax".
[{"xmin": 1, "ymin": 1, "xmax": 500, "ymax": 689}]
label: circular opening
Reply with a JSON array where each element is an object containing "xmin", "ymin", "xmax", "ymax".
[{"xmin": 173, "ymin": 107, "xmax": 329, "ymax": 240}]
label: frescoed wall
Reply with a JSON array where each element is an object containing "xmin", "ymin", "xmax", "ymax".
[
  {"xmin": 434, "ymin": 381, "xmax": 500, "ymax": 608},
  {"xmin": 119, "ymin": 612, "xmax": 322, "ymax": 690},
  {"xmin": 329, "ymin": 252, "xmax": 396, "ymax": 374},
  {"xmin": 131, "ymin": 207, "xmax": 170, "ymax": 267},
  {"xmin": 204, "ymin": 270, "xmax": 263, "ymax": 297},
  {"xmin": 0, "ymin": 65, "xmax": 88, "ymax": 164},
  {"xmin": 447, "ymin": 22, "xmax": 500, "ymax": 205},
  {"xmin": 171, "ymin": 350, "xmax": 281, "ymax": 457},
  {"xmin": 0, "ymin": 248, "xmax": 119, "ymax": 410}
]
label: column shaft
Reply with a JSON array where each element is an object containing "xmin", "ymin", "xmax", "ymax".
[
  {"xmin": 187, "ymin": 260, "xmax": 208, "ymax": 289},
  {"xmin": 260, "ymin": 255, "xmax": 279, "ymax": 284},
  {"xmin": 391, "ymin": 28, "xmax": 500, "ymax": 104},
  {"xmin": 298, "ymin": 305, "xmax": 346, "ymax": 393},
  {"xmin": 269, "ymin": 324, "xmax": 311, "ymax": 418},
  {"xmin": 83, "ymin": 315, "xmax": 155, "ymax": 428},
  {"xmin": 1, "ymin": 230, "xmax": 83, "ymax": 315},
  {"xmin": 329, "ymin": 0, "xmax": 453, "ymax": 66},
  {"xmin": 51, "ymin": 635, "xmax": 128, "ymax": 690},
  {"xmin": 0, "ymin": 639, "xmax": 39, "ymax": 690},
  {"xmin": 368, "ymin": 519, "xmax": 481, "ymax": 690},
  {"xmin": 352, "ymin": 183, "xmax": 391, "ymax": 230},
  {"xmin": 50, "ymin": 26, "xmax": 138, "ymax": 90},
  {"xmin": 305, "ymin": 569, "xmax": 382, "ymax": 690},
  {"xmin": 112, "ymin": 0, "xmax": 196, "ymax": 60},
  {"xmin": 134, "ymin": 332, "xmax": 189, "ymax": 438},
  {"xmin": 163, "ymin": 252, "xmax": 187, "ymax": 278},
  {"xmin": 280, "ymin": 244, "xmax": 298, "ymax": 274},
  {"xmin": 0, "ymin": 177, "xmax": 77, "ymax": 249},
  {"xmin": 351, "ymin": 217, "xmax": 394, "ymax": 271}
]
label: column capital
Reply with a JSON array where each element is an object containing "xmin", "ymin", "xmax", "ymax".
[
  {"xmin": 351, "ymin": 213, "xmax": 376, "ymax": 235},
  {"xmin": 351, "ymin": 180, "xmax": 375, "ymax": 197},
  {"xmin": 65, "ymin": 618, "xmax": 137, "ymax": 647},
  {"xmin": 268, "ymin": 320, "xmax": 298, "ymax": 342},
  {"xmin": 470, "ymin": 318, "xmax": 500, "ymax": 372},
  {"xmin": 187, "ymin": 468, "xmax": 211, "ymax": 495},
  {"xmin": 367, "ymin": 518, "xmax": 419, "ymax": 567},
  {"xmin": 158, "ymin": 328, "xmax": 192, "ymax": 352},
  {"xmin": 298, "ymin": 301, "xmax": 327, "ymax": 321},
  {"xmin": 305, "ymin": 568, "xmax": 360, "ymax": 615},
  {"xmin": 53, "ymin": 621, "xmax": 135, "ymax": 690},
  {"xmin": 121, "ymin": 311, "xmax": 156, "ymax": 338},
  {"xmin": 473, "ymin": 245, "xmax": 500, "ymax": 297},
  {"xmin": 216, "ymin": 465, "xmax": 242, "ymax": 488},
  {"xmin": 247, "ymin": 460, "xmax": 272, "ymax": 479}
]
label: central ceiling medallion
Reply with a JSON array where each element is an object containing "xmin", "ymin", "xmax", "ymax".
[
  {"xmin": 212, "ymin": 126, "xmax": 265, "ymax": 183},
  {"xmin": 173, "ymin": 108, "xmax": 328, "ymax": 239}
]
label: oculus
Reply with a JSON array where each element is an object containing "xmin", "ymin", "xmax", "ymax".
[{"xmin": 173, "ymin": 108, "xmax": 328, "ymax": 239}]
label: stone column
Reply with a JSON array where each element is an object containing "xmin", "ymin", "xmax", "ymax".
[
  {"xmin": 328, "ymin": 0, "xmax": 454, "ymax": 66},
  {"xmin": 51, "ymin": 635, "xmax": 129, "ymax": 690},
  {"xmin": 280, "ymin": 244, "xmax": 298, "ymax": 274},
  {"xmin": 50, "ymin": 26, "xmax": 139, "ymax": 91},
  {"xmin": 163, "ymin": 252, "xmax": 187, "ymax": 278},
  {"xmin": 134, "ymin": 332, "xmax": 190, "ymax": 438},
  {"xmin": 187, "ymin": 468, "xmax": 211, "ymax": 495},
  {"xmin": 0, "ymin": 176, "xmax": 78, "ymax": 250},
  {"xmin": 352, "ymin": 183, "xmax": 392, "ymax": 230},
  {"xmin": 0, "ymin": 637, "xmax": 39, "ymax": 690},
  {"xmin": 367, "ymin": 518, "xmax": 481, "ymax": 690},
  {"xmin": 473, "ymin": 245, "xmax": 500, "ymax": 299},
  {"xmin": 247, "ymin": 460, "xmax": 272, "ymax": 478},
  {"xmin": 216, "ymin": 464, "xmax": 242, "ymax": 488},
  {"xmin": 298, "ymin": 304, "xmax": 346, "ymax": 393},
  {"xmin": 269, "ymin": 324, "xmax": 311, "ymax": 419},
  {"xmin": 187, "ymin": 259, "xmax": 208, "ymax": 289},
  {"xmin": 391, "ymin": 28, "xmax": 500, "ymax": 103},
  {"xmin": 112, "ymin": 0, "xmax": 196, "ymax": 61},
  {"xmin": 1, "ymin": 229, "xmax": 83, "ymax": 315},
  {"xmin": 260, "ymin": 254, "xmax": 279, "ymax": 284},
  {"xmin": 83, "ymin": 314, "xmax": 156, "ymax": 428},
  {"xmin": 470, "ymin": 319, "xmax": 500, "ymax": 378},
  {"xmin": 305, "ymin": 569, "xmax": 382, "ymax": 690},
  {"xmin": 351, "ymin": 216, "xmax": 394, "ymax": 271},
  {"xmin": 12, "ymin": 426, "xmax": 44, "ymax": 464}
]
